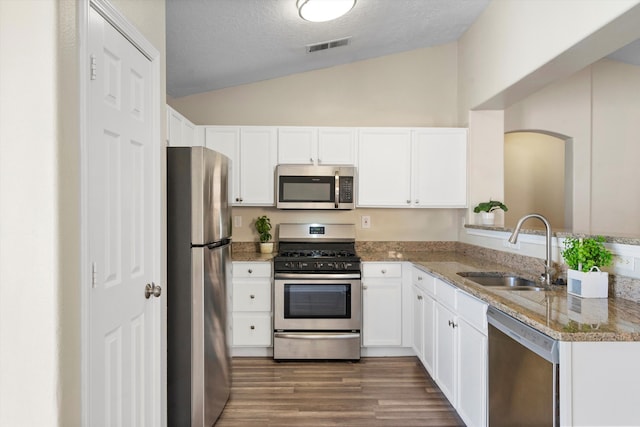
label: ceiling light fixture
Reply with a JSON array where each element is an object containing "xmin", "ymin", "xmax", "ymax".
[{"xmin": 297, "ymin": 0, "xmax": 356, "ymax": 23}]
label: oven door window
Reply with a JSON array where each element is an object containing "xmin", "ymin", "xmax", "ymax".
[{"xmin": 284, "ymin": 283, "xmax": 350, "ymax": 318}]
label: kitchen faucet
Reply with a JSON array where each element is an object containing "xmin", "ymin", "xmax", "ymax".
[{"xmin": 508, "ymin": 213, "xmax": 554, "ymax": 287}]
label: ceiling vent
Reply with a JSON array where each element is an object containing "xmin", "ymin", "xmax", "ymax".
[{"xmin": 306, "ymin": 37, "xmax": 351, "ymax": 53}]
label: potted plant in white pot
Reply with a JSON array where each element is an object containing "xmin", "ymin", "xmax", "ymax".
[
  {"xmin": 473, "ymin": 200, "xmax": 508, "ymax": 225},
  {"xmin": 561, "ymin": 236, "xmax": 612, "ymax": 298},
  {"xmin": 255, "ymin": 215, "xmax": 273, "ymax": 254}
]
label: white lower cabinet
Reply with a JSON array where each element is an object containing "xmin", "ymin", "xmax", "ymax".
[
  {"xmin": 412, "ymin": 266, "xmax": 488, "ymax": 427},
  {"xmin": 362, "ymin": 262, "xmax": 403, "ymax": 347},
  {"xmin": 434, "ymin": 300, "xmax": 457, "ymax": 404},
  {"xmin": 230, "ymin": 261, "xmax": 272, "ymax": 352}
]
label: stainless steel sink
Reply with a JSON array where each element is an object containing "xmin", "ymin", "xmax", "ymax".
[{"xmin": 457, "ymin": 272, "xmax": 545, "ymax": 291}]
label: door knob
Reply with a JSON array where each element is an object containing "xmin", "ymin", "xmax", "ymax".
[{"xmin": 145, "ymin": 282, "xmax": 162, "ymax": 299}]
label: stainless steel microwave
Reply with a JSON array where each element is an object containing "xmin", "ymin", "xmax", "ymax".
[{"xmin": 276, "ymin": 164, "xmax": 356, "ymax": 210}]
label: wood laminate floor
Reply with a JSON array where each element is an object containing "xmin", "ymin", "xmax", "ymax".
[{"xmin": 215, "ymin": 357, "xmax": 466, "ymax": 427}]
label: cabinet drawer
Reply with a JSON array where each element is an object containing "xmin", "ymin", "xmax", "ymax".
[
  {"xmin": 435, "ymin": 279, "xmax": 457, "ymax": 310},
  {"xmin": 232, "ymin": 313, "xmax": 272, "ymax": 346},
  {"xmin": 362, "ymin": 262, "xmax": 402, "ymax": 278},
  {"xmin": 457, "ymin": 291, "xmax": 487, "ymax": 333},
  {"xmin": 233, "ymin": 262, "xmax": 272, "ymax": 278},
  {"xmin": 413, "ymin": 267, "xmax": 435, "ymax": 296},
  {"xmin": 232, "ymin": 281, "xmax": 271, "ymax": 311}
]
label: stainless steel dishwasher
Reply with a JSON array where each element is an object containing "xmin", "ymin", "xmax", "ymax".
[{"xmin": 487, "ymin": 306, "xmax": 559, "ymax": 427}]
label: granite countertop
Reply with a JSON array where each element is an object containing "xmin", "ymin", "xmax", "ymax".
[
  {"xmin": 232, "ymin": 247, "xmax": 640, "ymax": 342},
  {"xmin": 360, "ymin": 251, "xmax": 640, "ymax": 342}
]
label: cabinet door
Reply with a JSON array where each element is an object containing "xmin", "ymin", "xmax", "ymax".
[
  {"xmin": 357, "ymin": 129, "xmax": 412, "ymax": 207},
  {"xmin": 362, "ymin": 279, "xmax": 402, "ymax": 346},
  {"xmin": 239, "ymin": 127, "xmax": 277, "ymax": 205},
  {"xmin": 232, "ymin": 313, "xmax": 272, "ymax": 347},
  {"xmin": 457, "ymin": 319, "xmax": 487, "ymax": 427},
  {"xmin": 434, "ymin": 302, "xmax": 457, "ymax": 405},
  {"xmin": 317, "ymin": 128, "xmax": 356, "ymax": 165},
  {"xmin": 412, "ymin": 128, "xmax": 467, "ymax": 207},
  {"xmin": 277, "ymin": 127, "xmax": 317, "ymax": 164},
  {"xmin": 412, "ymin": 285, "xmax": 424, "ymax": 361},
  {"xmin": 167, "ymin": 106, "xmax": 197, "ymax": 147},
  {"xmin": 422, "ymin": 292, "xmax": 436, "ymax": 376},
  {"xmin": 204, "ymin": 126, "xmax": 241, "ymax": 202}
]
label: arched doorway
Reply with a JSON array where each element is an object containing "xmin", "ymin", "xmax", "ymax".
[{"xmin": 504, "ymin": 131, "xmax": 572, "ymax": 229}]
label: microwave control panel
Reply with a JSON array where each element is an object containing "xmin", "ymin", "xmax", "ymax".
[{"xmin": 340, "ymin": 177, "xmax": 354, "ymax": 203}]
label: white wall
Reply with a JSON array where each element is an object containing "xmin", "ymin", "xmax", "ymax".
[
  {"xmin": 504, "ymin": 59, "xmax": 640, "ymax": 236},
  {"xmin": 458, "ymin": 0, "xmax": 640, "ymax": 113},
  {"xmin": 591, "ymin": 59, "xmax": 640, "ymax": 235},
  {"xmin": 0, "ymin": 0, "xmax": 59, "ymax": 424},
  {"xmin": 0, "ymin": 1, "xmax": 166, "ymax": 425}
]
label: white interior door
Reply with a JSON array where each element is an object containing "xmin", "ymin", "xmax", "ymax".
[{"xmin": 87, "ymin": 6, "xmax": 160, "ymax": 426}]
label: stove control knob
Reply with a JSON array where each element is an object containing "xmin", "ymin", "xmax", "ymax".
[
  {"xmin": 337, "ymin": 262, "xmax": 345, "ymax": 270},
  {"xmin": 299, "ymin": 262, "xmax": 307, "ymax": 269},
  {"xmin": 315, "ymin": 262, "xmax": 324, "ymax": 269}
]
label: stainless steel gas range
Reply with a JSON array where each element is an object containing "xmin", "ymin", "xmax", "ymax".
[{"xmin": 273, "ymin": 223, "xmax": 361, "ymax": 361}]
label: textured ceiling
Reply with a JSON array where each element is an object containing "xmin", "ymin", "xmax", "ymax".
[
  {"xmin": 166, "ymin": 0, "xmax": 640, "ymax": 99},
  {"xmin": 166, "ymin": 0, "xmax": 490, "ymax": 98}
]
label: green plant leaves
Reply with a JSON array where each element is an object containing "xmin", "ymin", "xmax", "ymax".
[
  {"xmin": 473, "ymin": 200, "xmax": 508, "ymax": 213},
  {"xmin": 561, "ymin": 236, "xmax": 612, "ymax": 272}
]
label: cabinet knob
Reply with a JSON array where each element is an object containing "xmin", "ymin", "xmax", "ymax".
[
  {"xmin": 415, "ymin": 200, "xmax": 419, "ymax": 204},
  {"xmin": 406, "ymin": 200, "xmax": 411, "ymax": 204},
  {"xmin": 381, "ymin": 269, "xmax": 387, "ymax": 274},
  {"xmin": 248, "ymin": 269, "xmax": 253, "ymax": 274},
  {"xmin": 250, "ymin": 294, "xmax": 255, "ymax": 299},
  {"xmin": 250, "ymin": 325, "xmax": 255, "ymax": 330},
  {"xmin": 363, "ymin": 285, "xmax": 368, "ymax": 290},
  {"xmin": 417, "ymin": 295, "xmax": 423, "ymax": 300},
  {"xmin": 310, "ymin": 158, "xmax": 314, "ymax": 163},
  {"xmin": 448, "ymin": 320, "xmax": 458, "ymax": 328},
  {"xmin": 417, "ymin": 276, "xmax": 423, "ymax": 281}
]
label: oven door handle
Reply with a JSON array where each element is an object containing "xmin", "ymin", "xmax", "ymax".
[
  {"xmin": 274, "ymin": 273, "xmax": 361, "ymax": 280},
  {"xmin": 274, "ymin": 332, "xmax": 360, "ymax": 340}
]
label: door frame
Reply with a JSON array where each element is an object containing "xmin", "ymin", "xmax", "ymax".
[{"xmin": 78, "ymin": 0, "xmax": 163, "ymax": 425}]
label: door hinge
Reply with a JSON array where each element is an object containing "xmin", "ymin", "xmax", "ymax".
[
  {"xmin": 91, "ymin": 262, "xmax": 98, "ymax": 287},
  {"xmin": 90, "ymin": 54, "xmax": 97, "ymax": 80}
]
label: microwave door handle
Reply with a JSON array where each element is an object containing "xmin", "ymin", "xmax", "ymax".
[{"xmin": 334, "ymin": 170, "xmax": 340, "ymax": 209}]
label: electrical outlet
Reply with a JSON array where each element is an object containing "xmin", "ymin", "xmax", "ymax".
[
  {"xmin": 613, "ymin": 254, "xmax": 634, "ymax": 272},
  {"xmin": 234, "ymin": 215, "xmax": 242, "ymax": 227},
  {"xmin": 361, "ymin": 215, "xmax": 371, "ymax": 229}
]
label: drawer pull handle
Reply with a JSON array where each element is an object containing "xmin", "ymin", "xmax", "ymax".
[
  {"xmin": 250, "ymin": 294, "xmax": 255, "ymax": 299},
  {"xmin": 250, "ymin": 325, "xmax": 255, "ymax": 330}
]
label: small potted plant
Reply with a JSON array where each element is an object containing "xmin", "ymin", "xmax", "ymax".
[
  {"xmin": 473, "ymin": 200, "xmax": 508, "ymax": 225},
  {"xmin": 561, "ymin": 236, "xmax": 612, "ymax": 298},
  {"xmin": 254, "ymin": 215, "xmax": 273, "ymax": 254}
]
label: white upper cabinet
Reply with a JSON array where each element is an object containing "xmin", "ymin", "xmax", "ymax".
[
  {"xmin": 205, "ymin": 126, "xmax": 277, "ymax": 206},
  {"xmin": 278, "ymin": 127, "xmax": 356, "ymax": 165},
  {"xmin": 240, "ymin": 127, "xmax": 278, "ymax": 205},
  {"xmin": 357, "ymin": 128, "xmax": 412, "ymax": 207},
  {"xmin": 166, "ymin": 105, "xmax": 197, "ymax": 147},
  {"xmin": 412, "ymin": 128, "xmax": 467, "ymax": 207},
  {"xmin": 358, "ymin": 127, "xmax": 467, "ymax": 208}
]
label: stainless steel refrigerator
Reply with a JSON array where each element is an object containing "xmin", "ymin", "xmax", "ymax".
[{"xmin": 167, "ymin": 146, "xmax": 232, "ymax": 426}]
